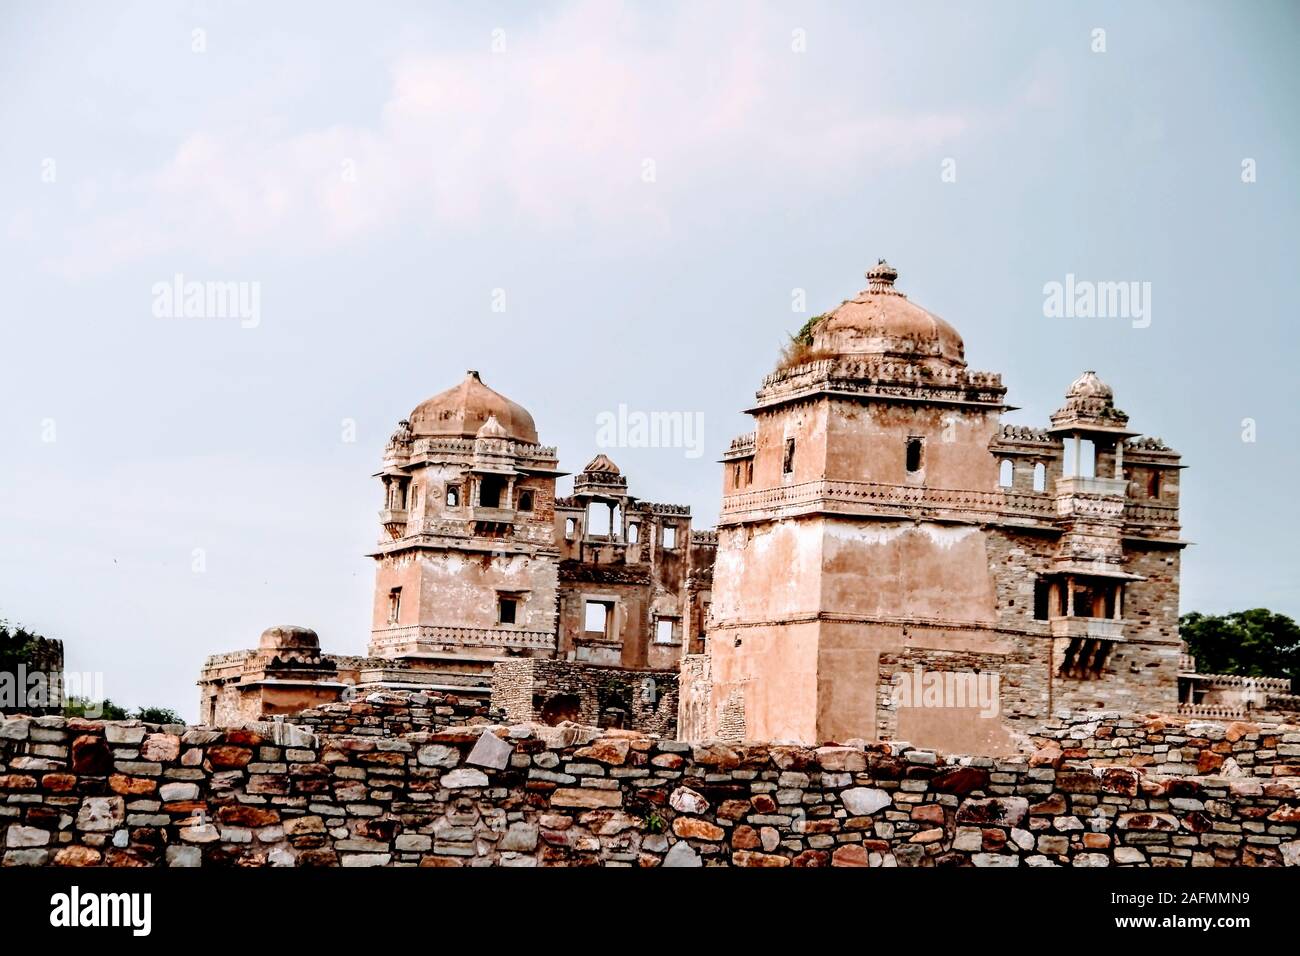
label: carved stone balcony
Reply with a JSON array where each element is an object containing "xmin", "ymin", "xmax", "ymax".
[
  {"xmin": 1049, "ymin": 616, "xmax": 1124, "ymax": 641},
  {"xmin": 379, "ymin": 508, "xmax": 408, "ymax": 536},
  {"xmin": 471, "ymin": 506, "xmax": 516, "ymax": 525}
]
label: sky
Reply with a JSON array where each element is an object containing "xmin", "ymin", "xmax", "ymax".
[{"xmin": 1, "ymin": 0, "xmax": 1297, "ymax": 720}]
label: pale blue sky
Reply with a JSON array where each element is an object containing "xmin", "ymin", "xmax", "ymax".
[{"xmin": 2, "ymin": 1, "xmax": 1297, "ymax": 718}]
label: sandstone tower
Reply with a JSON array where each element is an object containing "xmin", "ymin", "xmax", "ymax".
[
  {"xmin": 686, "ymin": 261, "xmax": 1185, "ymax": 750},
  {"xmin": 367, "ymin": 371, "xmax": 564, "ymax": 686}
]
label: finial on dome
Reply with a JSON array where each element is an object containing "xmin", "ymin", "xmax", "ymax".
[
  {"xmin": 866, "ymin": 259, "xmax": 901, "ymax": 295},
  {"xmin": 466, "ymin": 369, "xmax": 481, "ymax": 381}
]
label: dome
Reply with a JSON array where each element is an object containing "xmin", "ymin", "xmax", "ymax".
[
  {"xmin": 582, "ymin": 453, "xmax": 621, "ymax": 476},
  {"xmin": 1064, "ymin": 370, "xmax": 1113, "ymax": 400},
  {"xmin": 409, "ymin": 371, "xmax": 539, "ymax": 444},
  {"xmin": 259, "ymin": 625, "xmax": 320, "ymax": 654},
  {"xmin": 1050, "ymin": 369, "xmax": 1130, "ymax": 433},
  {"xmin": 809, "ymin": 260, "xmax": 966, "ymax": 368}
]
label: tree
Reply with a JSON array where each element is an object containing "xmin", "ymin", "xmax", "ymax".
[
  {"xmin": 1180, "ymin": 609, "xmax": 1300, "ymax": 688},
  {"xmin": 64, "ymin": 696, "xmax": 129, "ymax": 720},
  {"xmin": 134, "ymin": 706, "xmax": 183, "ymax": 725},
  {"xmin": 0, "ymin": 619, "xmax": 40, "ymax": 674}
]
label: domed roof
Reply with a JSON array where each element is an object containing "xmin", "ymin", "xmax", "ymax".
[
  {"xmin": 1064, "ymin": 370, "xmax": 1113, "ymax": 400},
  {"xmin": 259, "ymin": 625, "xmax": 319, "ymax": 653},
  {"xmin": 582, "ymin": 453, "xmax": 621, "ymax": 476},
  {"xmin": 810, "ymin": 260, "xmax": 966, "ymax": 368},
  {"xmin": 409, "ymin": 371, "xmax": 538, "ymax": 444},
  {"xmin": 1049, "ymin": 369, "xmax": 1131, "ymax": 434}
]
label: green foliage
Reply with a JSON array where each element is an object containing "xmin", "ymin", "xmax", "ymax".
[
  {"xmin": 777, "ymin": 314, "xmax": 831, "ymax": 371},
  {"xmin": 642, "ymin": 810, "xmax": 667, "ymax": 834},
  {"xmin": 64, "ymin": 696, "xmax": 129, "ymax": 720},
  {"xmin": 0, "ymin": 619, "xmax": 41, "ymax": 673},
  {"xmin": 135, "ymin": 706, "xmax": 183, "ymax": 725},
  {"xmin": 1180, "ymin": 609, "xmax": 1300, "ymax": 685},
  {"xmin": 792, "ymin": 313, "xmax": 826, "ymax": 347}
]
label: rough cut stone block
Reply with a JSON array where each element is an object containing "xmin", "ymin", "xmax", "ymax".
[
  {"xmin": 841, "ymin": 787, "xmax": 892, "ymax": 816},
  {"xmin": 466, "ymin": 731, "xmax": 514, "ymax": 771},
  {"xmin": 75, "ymin": 797, "xmax": 125, "ymax": 832},
  {"xmin": 441, "ymin": 768, "xmax": 489, "ymax": 789},
  {"xmin": 663, "ymin": 841, "xmax": 702, "ymax": 867},
  {"xmin": 669, "ymin": 786, "xmax": 710, "ymax": 815}
]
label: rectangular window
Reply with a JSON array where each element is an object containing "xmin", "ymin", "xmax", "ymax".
[
  {"xmin": 498, "ymin": 595, "xmax": 518, "ymax": 625},
  {"xmin": 584, "ymin": 601, "xmax": 612, "ymax": 638},
  {"xmin": 906, "ymin": 437, "xmax": 924, "ymax": 473},
  {"xmin": 655, "ymin": 618, "xmax": 680, "ymax": 644},
  {"xmin": 783, "ymin": 438, "xmax": 795, "ymax": 475},
  {"xmin": 1033, "ymin": 579, "xmax": 1051, "ymax": 621},
  {"xmin": 479, "ymin": 475, "xmax": 506, "ymax": 508},
  {"xmin": 387, "ymin": 587, "xmax": 401, "ymax": 624},
  {"xmin": 662, "ymin": 525, "xmax": 677, "ymax": 549}
]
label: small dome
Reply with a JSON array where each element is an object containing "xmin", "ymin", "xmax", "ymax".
[
  {"xmin": 1050, "ymin": 369, "xmax": 1130, "ymax": 433},
  {"xmin": 259, "ymin": 625, "xmax": 320, "ymax": 653},
  {"xmin": 582, "ymin": 453, "xmax": 621, "ymax": 475},
  {"xmin": 1065, "ymin": 370, "xmax": 1113, "ymax": 400},
  {"xmin": 810, "ymin": 260, "xmax": 965, "ymax": 368},
  {"xmin": 409, "ymin": 371, "xmax": 539, "ymax": 444}
]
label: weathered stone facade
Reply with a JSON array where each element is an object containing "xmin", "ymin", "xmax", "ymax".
[
  {"xmin": 491, "ymin": 659, "xmax": 679, "ymax": 736},
  {"xmin": 3, "ymin": 695, "xmax": 1297, "ymax": 868},
  {"xmin": 200, "ymin": 373, "xmax": 712, "ymax": 723},
  {"xmin": 697, "ymin": 261, "xmax": 1187, "ymax": 751}
]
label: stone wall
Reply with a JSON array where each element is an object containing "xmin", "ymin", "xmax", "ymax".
[
  {"xmin": 287, "ymin": 691, "xmax": 495, "ymax": 736},
  {"xmin": 2, "ymin": 700, "xmax": 1297, "ymax": 868},
  {"xmin": 1028, "ymin": 711, "xmax": 1300, "ymax": 778}
]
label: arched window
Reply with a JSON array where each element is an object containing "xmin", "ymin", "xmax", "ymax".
[
  {"xmin": 998, "ymin": 460, "xmax": 1014, "ymax": 488},
  {"xmin": 627, "ymin": 523, "xmax": 639, "ymax": 544},
  {"xmin": 518, "ymin": 490, "xmax": 534, "ymax": 512},
  {"xmin": 565, "ymin": 517, "xmax": 576, "ymax": 540},
  {"xmin": 1033, "ymin": 462, "xmax": 1047, "ymax": 492},
  {"xmin": 445, "ymin": 486, "xmax": 460, "ymax": 507}
]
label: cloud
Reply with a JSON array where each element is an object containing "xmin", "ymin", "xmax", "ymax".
[{"xmin": 43, "ymin": 2, "xmax": 977, "ymax": 277}]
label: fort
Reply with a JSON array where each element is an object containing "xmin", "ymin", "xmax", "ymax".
[
  {"xmin": 7, "ymin": 259, "xmax": 1294, "ymax": 868},
  {"xmin": 194, "ymin": 259, "xmax": 1293, "ymax": 748}
]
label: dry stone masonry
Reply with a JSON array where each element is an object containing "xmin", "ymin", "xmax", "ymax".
[{"xmin": 2, "ymin": 691, "xmax": 1297, "ymax": 867}]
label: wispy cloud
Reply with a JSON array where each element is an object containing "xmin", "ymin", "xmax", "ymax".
[{"xmin": 43, "ymin": 2, "xmax": 978, "ymax": 276}]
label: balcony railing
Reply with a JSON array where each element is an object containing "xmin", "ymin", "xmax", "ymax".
[
  {"xmin": 471, "ymin": 506, "xmax": 515, "ymax": 524},
  {"xmin": 1049, "ymin": 617, "xmax": 1124, "ymax": 641},
  {"xmin": 1055, "ymin": 475, "xmax": 1128, "ymax": 497},
  {"xmin": 719, "ymin": 479, "xmax": 1057, "ymax": 524},
  {"xmin": 370, "ymin": 625, "xmax": 555, "ymax": 652}
]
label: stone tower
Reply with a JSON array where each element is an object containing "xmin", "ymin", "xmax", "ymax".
[
  {"xmin": 693, "ymin": 262, "xmax": 1184, "ymax": 749},
  {"xmin": 367, "ymin": 371, "xmax": 565, "ymax": 688}
]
